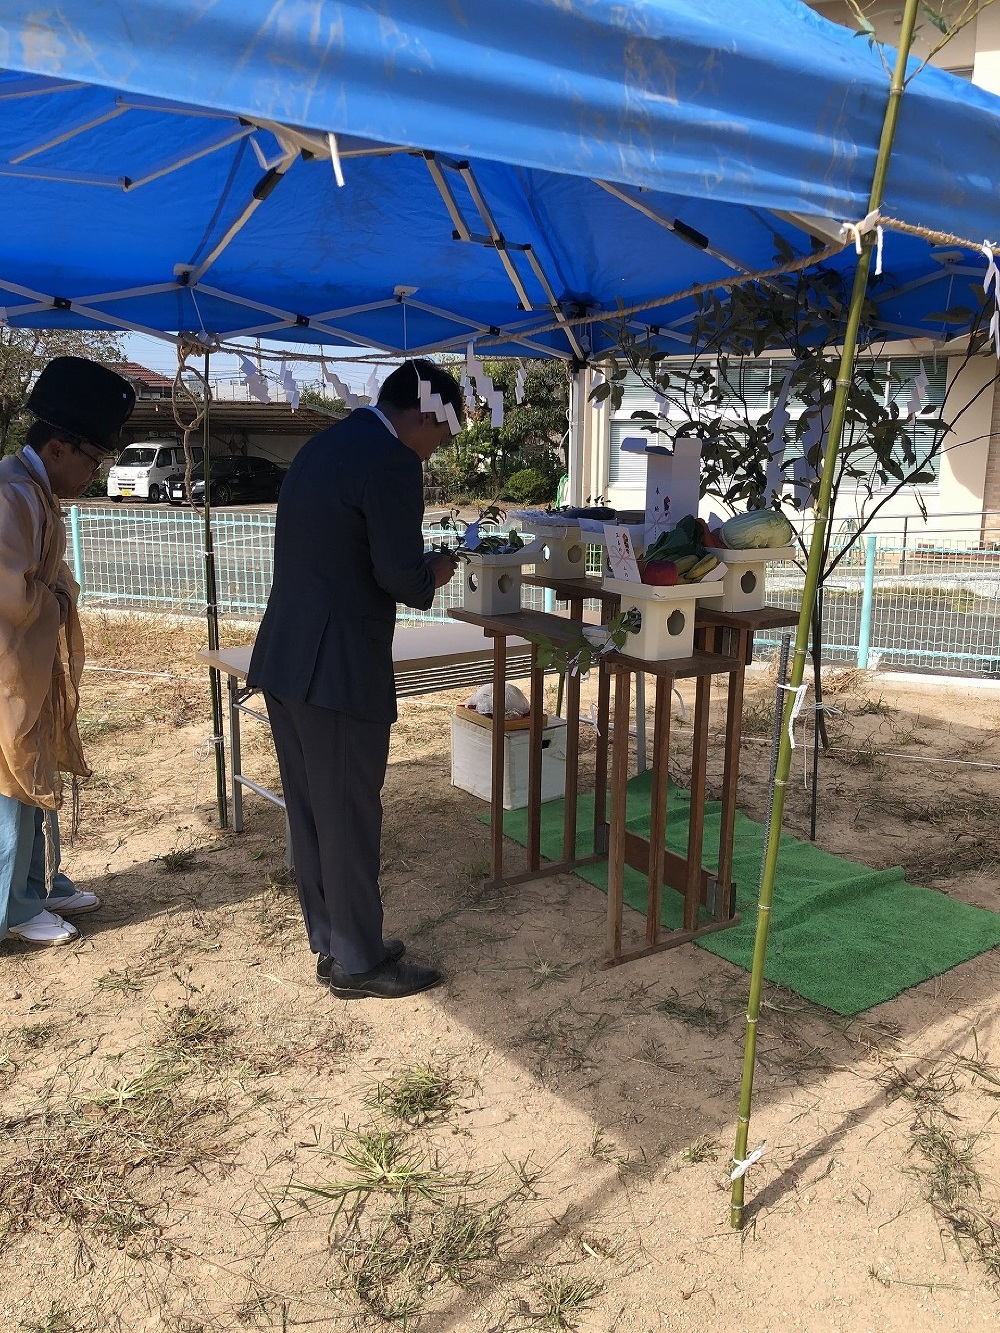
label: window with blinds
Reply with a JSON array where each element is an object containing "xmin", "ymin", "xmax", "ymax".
[{"xmin": 608, "ymin": 358, "xmax": 947, "ymax": 491}]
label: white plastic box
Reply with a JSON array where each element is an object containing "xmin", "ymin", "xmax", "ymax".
[
  {"xmin": 528, "ymin": 522, "xmax": 587, "ymax": 579},
  {"xmin": 602, "ymin": 577, "xmax": 706, "ymax": 660},
  {"xmin": 706, "ymin": 545, "xmax": 796, "ymax": 612},
  {"xmin": 450, "ymin": 711, "xmax": 567, "ymax": 809}
]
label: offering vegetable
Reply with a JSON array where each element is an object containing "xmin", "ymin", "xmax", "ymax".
[
  {"xmin": 718, "ymin": 509, "xmax": 794, "ymax": 549},
  {"xmin": 639, "ymin": 515, "xmax": 721, "ymax": 585},
  {"xmin": 433, "ymin": 504, "xmax": 525, "ymax": 558}
]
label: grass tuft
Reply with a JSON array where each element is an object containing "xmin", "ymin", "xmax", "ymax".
[
  {"xmin": 291, "ymin": 1126, "xmax": 454, "ymax": 1223},
  {"xmin": 95, "ymin": 969, "xmax": 143, "ymax": 994},
  {"xmin": 655, "ymin": 989, "xmax": 728, "ymax": 1034},
  {"xmin": 371, "ymin": 1064, "xmax": 459, "ymax": 1127},
  {"xmin": 295, "ymin": 1124, "xmax": 538, "ymax": 1326},
  {"xmin": 680, "ymin": 1135, "xmax": 720, "ymax": 1166},
  {"xmin": 530, "ymin": 1274, "xmax": 605, "ymax": 1330},
  {"xmin": 19, "ymin": 1021, "xmax": 58, "ymax": 1053},
  {"xmin": 159, "ymin": 848, "xmax": 197, "ymax": 873},
  {"xmin": 163, "ymin": 1003, "xmax": 233, "ymax": 1054},
  {"xmin": 854, "ymin": 695, "xmax": 893, "ymax": 717},
  {"xmin": 741, "ymin": 694, "xmax": 776, "ymax": 736},
  {"xmin": 19, "ymin": 1306, "xmax": 80, "ymax": 1333}
]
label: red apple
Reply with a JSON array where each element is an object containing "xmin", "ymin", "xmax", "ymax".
[{"xmin": 642, "ymin": 559, "xmax": 679, "ymax": 586}]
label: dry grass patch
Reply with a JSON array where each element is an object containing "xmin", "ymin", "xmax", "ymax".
[
  {"xmin": 880, "ymin": 1042, "xmax": 1000, "ymax": 1282},
  {"xmin": 81, "ymin": 611, "xmax": 208, "ymax": 675},
  {"xmin": 370, "ymin": 1063, "xmax": 460, "ymax": 1127},
  {"xmin": 0, "ymin": 1060, "xmax": 232, "ymax": 1252},
  {"xmin": 528, "ymin": 1273, "xmax": 605, "ymax": 1330},
  {"xmin": 900, "ymin": 790, "xmax": 1000, "ymax": 881},
  {"xmin": 293, "ymin": 1121, "xmax": 546, "ymax": 1328}
]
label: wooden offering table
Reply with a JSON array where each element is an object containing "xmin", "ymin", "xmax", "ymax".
[
  {"xmin": 603, "ymin": 644, "xmax": 741, "ymax": 966},
  {"xmin": 521, "ymin": 572, "xmax": 617, "ymax": 623},
  {"xmin": 449, "ymin": 607, "xmax": 612, "ymax": 890},
  {"xmin": 449, "ymin": 606, "xmax": 743, "ymax": 967},
  {"xmin": 695, "ymin": 603, "xmax": 800, "ymax": 668},
  {"xmin": 694, "ymin": 604, "xmax": 800, "ymax": 897},
  {"xmin": 522, "ymin": 570, "xmax": 620, "ymax": 773}
]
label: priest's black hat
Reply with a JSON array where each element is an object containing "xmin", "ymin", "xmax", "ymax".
[{"xmin": 26, "ymin": 357, "xmax": 137, "ymax": 453}]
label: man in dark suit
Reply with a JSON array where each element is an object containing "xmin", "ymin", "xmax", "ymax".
[{"xmin": 248, "ymin": 359, "xmax": 462, "ymax": 999}]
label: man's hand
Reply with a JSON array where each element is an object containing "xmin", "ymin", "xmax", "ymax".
[{"xmin": 425, "ymin": 551, "xmax": 460, "ymax": 589}]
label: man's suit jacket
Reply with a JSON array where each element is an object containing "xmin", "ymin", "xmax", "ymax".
[{"xmin": 247, "ymin": 409, "xmax": 435, "ymax": 724}]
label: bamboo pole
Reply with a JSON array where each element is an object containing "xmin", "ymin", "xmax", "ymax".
[{"xmin": 730, "ymin": 0, "xmax": 921, "ymax": 1229}]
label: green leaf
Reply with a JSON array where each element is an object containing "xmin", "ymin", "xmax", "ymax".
[
  {"xmin": 921, "ymin": 308, "xmax": 973, "ymax": 325},
  {"xmin": 921, "ymin": 3, "xmax": 950, "ymax": 33}
]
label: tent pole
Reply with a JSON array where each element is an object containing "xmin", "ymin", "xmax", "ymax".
[
  {"xmin": 567, "ymin": 368, "xmax": 586, "ymax": 507},
  {"xmin": 730, "ymin": 0, "xmax": 921, "ymax": 1229},
  {"xmin": 201, "ymin": 349, "xmax": 228, "ymax": 829}
]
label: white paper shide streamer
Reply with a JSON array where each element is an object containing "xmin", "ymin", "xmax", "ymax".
[
  {"xmin": 906, "ymin": 364, "xmax": 928, "ymax": 419},
  {"xmin": 418, "ymin": 374, "xmax": 461, "ymax": 436},
  {"xmin": 239, "ymin": 354, "xmax": 270, "ymax": 404},
  {"xmin": 466, "ymin": 342, "xmax": 504, "ymax": 428},
  {"xmin": 983, "ymin": 243, "xmax": 1000, "ymax": 359},
  {"xmin": 841, "ymin": 209, "xmax": 883, "ymax": 275},
  {"xmin": 322, "ymin": 360, "xmax": 361, "ymax": 410},
  {"xmin": 730, "ymin": 1142, "xmax": 767, "ymax": 1181},
  {"xmin": 460, "ymin": 369, "xmax": 476, "ymax": 416},
  {"xmin": 763, "ymin": 366, "xmax": 794, "ymax": 506},
  {"xmin": 778, "ymin": 682, "xmax": 809, "ymax": 750},
  {"xmin": 279, "ymin": 359, "xmax": 300, "ymax": 410},
  {"xmin": 514, "ymin": 364, "xmax": 527, "ymax": 405},
  {"xmin": 789, "ymin": 389, "xmax": 830, "ymax": 512}
]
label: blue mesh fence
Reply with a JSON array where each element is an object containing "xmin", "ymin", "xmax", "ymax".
[
  {"xmin": 67, "ymin": 504, "xmax": 275, "ymax": 616},
  {"xmin": 67, "ymin": 505, "xmax": 1000, "ymax": 675},
  {"xmin": 757, "ymin": 533, "xmax": 1000, "ymax": 675}
]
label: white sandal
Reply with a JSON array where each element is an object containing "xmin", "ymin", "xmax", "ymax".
[
  {"xmin": 6, "ymin": 909, "xmax": 79, "ymax": 946},
  {"xmin": 46, "ymin": 891, "xmax": 100, "ymax": 915}
]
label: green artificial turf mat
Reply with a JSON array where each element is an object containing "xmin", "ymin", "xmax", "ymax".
[{"xmin": 490, "ymin": 771, "xmax": 1000, "ymax": 1015}]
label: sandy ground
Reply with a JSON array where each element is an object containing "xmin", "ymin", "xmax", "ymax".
[{"xmin": 1, "ymin": 612, "xmax": 1000, "ymax": 1333}]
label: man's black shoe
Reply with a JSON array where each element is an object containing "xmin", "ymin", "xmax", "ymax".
[
  {"xmin": 327, "ymin": 957, "xmax": 442, "ymax": 1000},
  {"xmin": 317, "ymin": 939, "xmax": 405, "ymax": 983}
]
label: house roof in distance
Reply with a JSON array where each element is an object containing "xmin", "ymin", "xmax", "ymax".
[
  {"xmin": 109, "ymin": 360, "xmax": 174, "ymax": 392},
  {"xmin": 121, "ymin": 399, "xmax": 346, "ymax": 440}
]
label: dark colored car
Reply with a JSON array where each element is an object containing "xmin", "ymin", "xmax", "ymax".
[{"xmin": 165, "ymin": 455, "xmax": 286, "ymax": 506}]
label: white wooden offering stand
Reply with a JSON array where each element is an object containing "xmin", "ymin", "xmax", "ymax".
[
  {"xmin": 527, "ymin": 521, "xmax": 587, "ymax": 580},
  {"xmin": 706, "ymin": 545, "xmax": 797, "ymax": 612},
  {"xmin": 462, "ymin": 538, "xmax": 545, "ymax": 615}
]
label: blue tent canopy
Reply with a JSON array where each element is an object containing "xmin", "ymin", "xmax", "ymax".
[{"xmin": 0, "ymin": 0, "xmax": 998, "ymax": 358}]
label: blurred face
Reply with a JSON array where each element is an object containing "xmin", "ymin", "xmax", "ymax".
[{"xmin": 37, "ymin": 436, "xmax": 106, "ymax": 499}]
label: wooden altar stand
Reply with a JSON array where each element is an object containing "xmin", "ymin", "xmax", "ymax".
[
  {"xmin": 693, "ymin": 604, "xmax": 800, "ymax": 896},
  {"xmin": 448, "ymin": 604, "xmax": 742, "ymax": 967}
]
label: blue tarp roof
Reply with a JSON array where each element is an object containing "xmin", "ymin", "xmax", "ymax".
[{"xmin": 0, "ymin": 0, "xmax": 998, "ymax": 357}]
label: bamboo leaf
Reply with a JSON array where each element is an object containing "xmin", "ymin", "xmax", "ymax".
[
  {"xmin": 921, "ymin": 307, "xmax": 973, "ymax": 325},
  {"xmin": 921, "ymin": 3, "xmax": 951, "ymax": 34}
]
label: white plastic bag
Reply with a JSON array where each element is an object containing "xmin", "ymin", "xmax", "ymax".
[{"xmin": 464, "ymin": 683, "xmax": 531, "ymax": 718}]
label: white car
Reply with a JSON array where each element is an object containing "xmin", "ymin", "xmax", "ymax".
[{"xmin": 106, "ymin": 442, "xmax": 203, "ymax": 503}]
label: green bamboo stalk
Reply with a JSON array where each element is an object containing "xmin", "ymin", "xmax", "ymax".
[{"xmin": 730, "ymin": 0, "xmax": 921, "ymax": 1228}]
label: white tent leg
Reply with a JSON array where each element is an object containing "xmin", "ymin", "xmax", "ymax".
[{"xmin": 567, "ymin": 368, "xmax": 586, "ymax": 507}]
